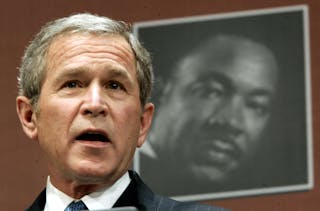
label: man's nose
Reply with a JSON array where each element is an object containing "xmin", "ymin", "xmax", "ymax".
[
  {"xmin": 80, "ymin": 84, "xmax": 108, "ymax": 117},
  {"xmin": 210, "ymin": 96, "xmax": 243, "ymax": 128}
]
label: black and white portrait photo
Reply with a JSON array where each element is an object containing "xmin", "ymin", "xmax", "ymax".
[{"xmin": 133, "ymin": 5, "xmax": 312, "ymax": 201}]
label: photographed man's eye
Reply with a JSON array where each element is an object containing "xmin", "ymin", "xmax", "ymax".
[
  {"xmin": 247, "ymin": 98, "xmax": 271, "ymax": 116},
  {"xmin": 208, "ymin": 82, "xmax": 224, "ymax": 98},
  {"xmin": 191, "ymin": 80, "xmax": 224, "ymax": 99}
]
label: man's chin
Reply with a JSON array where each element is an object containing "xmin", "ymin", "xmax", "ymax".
[{"xmin": 70, "ymin": 166, "xmax": 116, "ymax": 183}]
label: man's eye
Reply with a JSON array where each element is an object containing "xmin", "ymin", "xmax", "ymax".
[
  {"xmin": 191, "ymin": 81, "xmax": 224, "ymax": 98},
  {"xmin": 107, "ymin": 81, "xmax": 125, "ymax": 90},
  {"xmin": 63, "ymin": 81, "xmax": 81, "ymax": 88}
]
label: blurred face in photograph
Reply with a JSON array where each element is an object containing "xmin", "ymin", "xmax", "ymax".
[{"xmin": 151, "ymin": 36, "xmax": 278, "ymax": 182}]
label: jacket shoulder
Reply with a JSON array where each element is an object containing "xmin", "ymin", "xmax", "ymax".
[
  {"xmin": 129, "ymin": 171, "xmax": 230, "ymax": 211},
  {"xmin": 153, "ymin": 194, "xmax": 230, "ymax": 211}
]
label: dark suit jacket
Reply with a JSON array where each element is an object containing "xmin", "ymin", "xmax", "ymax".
[{"xmin": 26, "ymin": 171, "xmax": 229, "ymax": 211}]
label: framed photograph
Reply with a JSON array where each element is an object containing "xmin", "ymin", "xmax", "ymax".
[{"xmin": 133, "ymin": 5, "xmax": 313, "ymax": 201}]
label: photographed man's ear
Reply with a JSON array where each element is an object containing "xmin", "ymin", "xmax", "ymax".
[
  {"xmin": 16, "ymin": 96, "xmax": 38, "ymax": 140},
  {"xmin": 137, "ymin": 102, "xmax": 155, "ymax": 147}
]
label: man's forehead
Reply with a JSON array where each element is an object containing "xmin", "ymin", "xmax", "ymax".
[
  {"xmin": 46, "ymin": 33, "xmax": 136, "ymax": 71},
  {"xmin": 48, "ymin": 33, "xmax": 133, "ymax": 56}
]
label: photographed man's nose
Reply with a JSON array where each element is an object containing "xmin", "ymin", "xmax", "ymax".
[
  {"xmin": 211, "ymin": 96, "xmax": 244, "ymax": 128},
  {"xmin": 81, "ymin": 84, "xmax": 108, "ymax": 117}
]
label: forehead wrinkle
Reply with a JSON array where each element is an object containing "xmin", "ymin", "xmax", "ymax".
[
  {"xmin": 47, "ymin": 34, "xmax": 136, "ymax": 74},
  {"xmin": 106, "ymin": 40, "xmax": 136, "ymax": 70},
  {"xmin": 75, "ymin": 42, "xmax": 135, "ymax": 71}
]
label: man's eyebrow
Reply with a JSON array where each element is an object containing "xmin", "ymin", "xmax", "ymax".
[
  {"xmin": 50, "ymin": 68, "xmax": 86, "ymax": 86},
  {"xmin": 55, "ymin": 67, "xmax": 85, "ymax": 77},
  {"xmin": 106, "ymin": 67, "xmax": 132, "ymax": 80},
  {"xmin": 52, "ymin": 66, "xmax": 132, "ymax": 82}
]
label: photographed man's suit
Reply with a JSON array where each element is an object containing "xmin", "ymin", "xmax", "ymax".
[{"xmin": 26, "ymin": 171, "xmax": 228, "ymax": 211}]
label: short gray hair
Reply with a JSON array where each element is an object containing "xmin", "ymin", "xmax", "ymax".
[{"xmin": 18, "ymin": 13, "xmax": 153, "ymax": 106}]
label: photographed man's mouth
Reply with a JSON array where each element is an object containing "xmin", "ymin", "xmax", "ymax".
[{"xmin": 194, "ymin": 134, "xmax": 242, "ymax": 170}]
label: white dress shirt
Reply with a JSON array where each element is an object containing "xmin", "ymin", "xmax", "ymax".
[{"xmin": 44, "ymin": 172, "xmax": 131, "ymax": 211}]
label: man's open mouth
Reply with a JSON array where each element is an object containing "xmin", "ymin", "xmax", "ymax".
[{"xmin": 76, "ymin": 131, "xmax": 110, "ymax": 142}]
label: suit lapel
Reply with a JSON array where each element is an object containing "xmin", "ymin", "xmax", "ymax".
[
  {"xmin": 113, "ymin": 170, "xmax": 156, "ymax": 210},
  {"xmin": 113, "ymin": 174, "xmax": 139, "ymax": 208}
]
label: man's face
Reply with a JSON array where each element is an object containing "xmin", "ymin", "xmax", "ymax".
[
  {"xmin": 30, "ymin": 34, "xmax": 153, "ymax": 185},
  {"xmin": 154, "ymin": 45, "xmax": 278, "ymax": 182}
]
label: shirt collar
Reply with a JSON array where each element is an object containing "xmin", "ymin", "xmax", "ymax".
[{"xmin": 44, "ymin": 172, "xmax": 131, "ymax": 211}]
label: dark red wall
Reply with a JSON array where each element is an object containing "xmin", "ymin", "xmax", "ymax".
[{"xmin": 1, "ymin": 0, "xmax": 319, "ymax": 210}]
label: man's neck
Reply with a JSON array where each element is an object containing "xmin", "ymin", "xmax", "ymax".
[{"xmin": 49, "ymin": 173, "xmax": 120, "ymax": 199}]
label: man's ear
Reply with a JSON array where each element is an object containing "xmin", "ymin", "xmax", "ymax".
[
  {"xmin": 16, "ymin": 96, "xmax": 38, "ymax": 140},
  {"xmin": 137, "ymin": 102, "xmax": 155, "ymax": 147}
]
